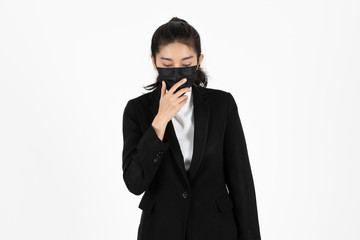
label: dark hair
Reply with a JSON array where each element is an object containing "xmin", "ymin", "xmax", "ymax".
[{"xmin": 143, "ymin": 17, "xmax": 208, "ymax": 91}]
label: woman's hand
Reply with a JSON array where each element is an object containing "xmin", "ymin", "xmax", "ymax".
[
  {"xmin": 158, "ymin": 78, "xmax": 191, "ymax": 122},
  {"xmin": 151, "ymin": 78, "xmax": 191, "ymax": 141}
]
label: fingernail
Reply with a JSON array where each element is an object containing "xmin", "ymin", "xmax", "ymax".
[{"xmin": 184, "ymin": 78, "xmax": 187, "ymax": 82}]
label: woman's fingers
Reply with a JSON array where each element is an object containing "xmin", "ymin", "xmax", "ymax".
[
  {"xmin": 177, "ymin": 94, "xmax": 188, "ymax": 104},
  {"xmin": 160, "ymin": 81, "xmax": 166, "ymax": 98},
  {"xmin": 168, "ymin": 78, "xmax": 187, "ymax": 94}
]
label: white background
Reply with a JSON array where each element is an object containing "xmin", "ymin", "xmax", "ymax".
[{"xmin": 1, "ymin": 0, "xmax": 359, "ymax": 239}]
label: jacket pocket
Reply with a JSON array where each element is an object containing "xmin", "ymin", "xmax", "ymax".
[
  {"xmin": 138, "ymin": 194, "xmax": 157, "ymax": 213},
  {"xmin": 215, "ymin": 193, "xmax": 234, "ymax": 213}
]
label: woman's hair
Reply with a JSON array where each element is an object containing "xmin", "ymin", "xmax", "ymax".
[{"xmin": 143, "ymin": 17, "xmax": 208, "ymax": 91}]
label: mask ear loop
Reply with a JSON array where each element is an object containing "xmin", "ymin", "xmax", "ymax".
[{"xmin": 195, "ymin": 57, "xmax": 202, "ymax": 86}]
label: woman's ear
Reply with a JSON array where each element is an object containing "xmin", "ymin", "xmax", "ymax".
[
  {"xmin": 197, "ymin": 54, "xmax": 204, "ymax": 69},
  {"xmin": 151, "ymin": 55, "xmax": 157, "ymax": 70}
]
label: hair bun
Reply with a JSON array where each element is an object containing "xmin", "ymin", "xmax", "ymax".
[{"xmin": 170, "ymin": 17, "xmax": 185, "ymax": 23}]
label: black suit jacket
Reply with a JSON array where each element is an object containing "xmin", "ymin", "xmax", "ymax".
[{"xmin": 122, "ymin": 85, "xmax": 261, "ymax": 240}]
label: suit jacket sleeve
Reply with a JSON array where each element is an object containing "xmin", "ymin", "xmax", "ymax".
[
  {"xmin": 122, "ymin": 99, "xmax": 170, "ymax": 195},
  {"xmin": 223, "ymin": 92, "xmax": 261, "ymax": 240}
]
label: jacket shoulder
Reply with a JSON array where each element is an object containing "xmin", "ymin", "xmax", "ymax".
[
  {"xmin": 202, "ymin": 86, "xmax": 229, "ymax": 96},
  {"xmin": 199, "ymin": 86, "xmax": 231, "ymax": 104},
  {"xmin": 125, "ymin": 89, "xmax": 155, "ymax": 107}
]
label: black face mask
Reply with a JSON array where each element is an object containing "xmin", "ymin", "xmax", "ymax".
[{"xmin": 156, "ymin": 65, "xmax": 198, "ymax": 93}]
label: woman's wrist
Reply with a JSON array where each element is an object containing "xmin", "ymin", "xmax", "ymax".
[
  {"xmin": 153, "ymin": 114, "xmax": 168, "ymax": 127},
  {"xmin": 151, "ymin": 114, "xmax": 168, "ymax": 141}
]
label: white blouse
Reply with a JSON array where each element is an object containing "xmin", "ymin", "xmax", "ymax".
[{"xmin": 166, "ymin": 87, "xmax": 194, "ymax": 172}]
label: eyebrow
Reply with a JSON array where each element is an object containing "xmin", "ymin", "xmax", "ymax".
[{"xmin": 160, "ymin": 56, "xmax": 194, "ymax": 61}]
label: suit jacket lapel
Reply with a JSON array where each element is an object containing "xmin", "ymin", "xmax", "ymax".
[{"xmin": 149, "ymin": 85, "xmax": 210, "ymax": 186}]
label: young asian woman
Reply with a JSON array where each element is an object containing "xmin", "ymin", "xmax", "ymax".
[{"xmin": 122, "ymin": 17, "xmax": 262, "ymax": 240}]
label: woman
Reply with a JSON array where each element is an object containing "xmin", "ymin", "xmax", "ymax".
[{"xmin": 122, "ymin": 17, "xmax": 262, "ymax": 240}]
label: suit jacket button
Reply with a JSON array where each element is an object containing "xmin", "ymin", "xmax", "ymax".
[{"xmin": 182, "ymin": 191, "xmax": 188, "ymax": 199}]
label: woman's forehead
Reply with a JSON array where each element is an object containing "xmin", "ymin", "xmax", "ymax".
[{"xmin": 158, "ymin": 43, "xmax": 196, "ymax": 59}]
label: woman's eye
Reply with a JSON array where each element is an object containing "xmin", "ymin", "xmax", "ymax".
[{"xmin": 163, "ymin": 64, "xmax": 191, "ymax": 67}]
